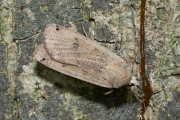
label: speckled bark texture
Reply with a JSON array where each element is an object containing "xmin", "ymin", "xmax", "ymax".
[{"xmin": 0, "ymin": 0, "xmax": 179, "ymax": 120}]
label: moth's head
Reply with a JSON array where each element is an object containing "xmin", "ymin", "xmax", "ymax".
[{"xmin": 105, "ymin": 61, "xmax": 132, "ymax": 88}]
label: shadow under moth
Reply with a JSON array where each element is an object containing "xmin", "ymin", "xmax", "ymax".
[{"xmin": 34, "ymin": 24, "xmax": 133, "ymax": 88}]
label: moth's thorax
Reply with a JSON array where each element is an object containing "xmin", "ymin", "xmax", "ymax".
[{"xmin": 105, "ymin": 61, "xmax": 132, "ymax": 88}]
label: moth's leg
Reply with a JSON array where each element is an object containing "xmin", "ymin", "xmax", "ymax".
[
  {"xmin": 115, "ymin": 38, "xmax": 119, "ymax": 51},
  {"xmin": 104, "ymin": 89, "xmax": 114, "ymax": 95},
  {"xmin": 117, "ymin": 50, "xmax": 124, "ymax": 58}
]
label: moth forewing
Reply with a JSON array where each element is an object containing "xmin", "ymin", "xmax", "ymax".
[{"xmin": 34, "ymin": 24, "xmax": 132, "ymax": 88}]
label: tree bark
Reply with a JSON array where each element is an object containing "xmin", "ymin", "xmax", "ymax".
[{"xmin": 0, "ymin": 0, "xmax": 179, "ymax": 119}]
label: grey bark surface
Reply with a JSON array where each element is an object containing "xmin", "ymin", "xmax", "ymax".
[{"xmin": 0, "ymin": 0, "xmax": 179, "ymax": 120}]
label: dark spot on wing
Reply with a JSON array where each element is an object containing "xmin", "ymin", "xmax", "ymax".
[
  {"xmin": 73, "ymin": 38, "xmax": 79, "ymax": 48},
  {"xmin": 40, "ymin": 58, "xmax": 46, "ymax": 61},
  {"xmin": 56, "ymin": 25, "xmax": 59, "ymax": 31}
]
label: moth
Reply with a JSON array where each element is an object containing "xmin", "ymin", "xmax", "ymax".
[{"xmin": 34, "ymin": 24, "xmax": 134, "ymax": 88}]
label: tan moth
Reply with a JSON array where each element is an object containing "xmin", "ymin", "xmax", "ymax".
[{"xmin": 34, "ymin": 24, "xmax": 133, "ymax": 88}]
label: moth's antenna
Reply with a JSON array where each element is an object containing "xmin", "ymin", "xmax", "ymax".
[
  {"xmin": 129, "ymin": 76, "xmax": 153, "ymax": 118},
  {"xmin": 81, "ymin": 22, "xmax": 88, "ymax": 37}
]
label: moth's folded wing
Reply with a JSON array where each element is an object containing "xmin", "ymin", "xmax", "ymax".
[
  {"xmin": 40, "ymin": 24, "xmax": 132, "ymax": 88},
  {"xmin": 43, "ymin": 24, "xmax": 121, "ymax": 66},
  {"xmin": 34, "ymin": 44, "xmax": 113, "ymax": 88}
]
